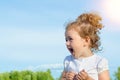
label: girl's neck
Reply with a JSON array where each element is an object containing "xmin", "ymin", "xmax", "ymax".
[{"xmin": 79, "ymin": 50, "xmax": 93, "ymax": 58}]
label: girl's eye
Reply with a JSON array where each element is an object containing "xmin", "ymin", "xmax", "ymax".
[
  {"xmin": 69, "ymin": 38, "xmax": 73, "ymax": 41},
  {"xmin": 65, "ymin": 37, "xmax": 73, "ymax": 42},
  {"xmin": 65, "ymin": 39, "xmax": 68, "ymax": 42}
]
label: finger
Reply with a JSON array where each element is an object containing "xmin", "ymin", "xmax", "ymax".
[
  {"xmin": 69, "ymin": 72, "xmax": 76, "ymax": 77},
  {"xmin": 66, "ymin": 72, "xmax": 75, "ymax": 80},
  {"xmin": 76, "ymin": 73, "xmax": 82, "ymax": 80},
  {"xmin": 79, "ymin": 71, "xmax": 88, "ymax": 80},
  {"xmin": 67, "ymin": 76, "xmax": 74, "ymax": 80},
  {"xmin": 69, "ymin": 71, "xmax": 76, "ymax": 74},
  {"xmin": 81, "ymin": 69, "xmax": 85, "ymax": 72},
  {"xmin": 80, "ymin": 71, "xmax": 86, "ymax": 79}
]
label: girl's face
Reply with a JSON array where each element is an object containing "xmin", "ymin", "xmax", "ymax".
[{"xmin": 65, "ymin": 29, "xmax": 88, "ymax": 59}]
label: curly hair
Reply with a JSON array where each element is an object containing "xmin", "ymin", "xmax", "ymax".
[{"xmin": 65, "ymin": 12, "xmax": 103, "ymax": 52}]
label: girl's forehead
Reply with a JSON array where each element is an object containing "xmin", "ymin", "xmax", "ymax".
[
  {"xmin": 65, "ymin": 29, "xmax": 79, "ymax": 37},
  {"xmin": 66, "ymin": 28, "xmax": 79, "ymax": 34},
  {"xmin": 65, "ymin": 29, "xmax": 75, "ymax": 34}
]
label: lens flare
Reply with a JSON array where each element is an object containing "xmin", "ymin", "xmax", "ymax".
[{"xmin": 102, "ymin": 0, "xmax": 120, "ymax": 23}]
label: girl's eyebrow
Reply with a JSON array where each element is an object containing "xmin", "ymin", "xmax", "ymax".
[
  {"xmin": 67, "ymin": 36, "xmax": 71, "ymax": 38},
  {"xmin": 65, "ymin": 36, "xmax": 71, "ymax": 39}
]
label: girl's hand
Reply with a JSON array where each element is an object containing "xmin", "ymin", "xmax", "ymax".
[
  {"xmin": 60, "ymin": 71, "xmax": 67, "ymax": 80},
  {"xmin": 66, "ymin": 71, "xmax": 76, "ymax": 80},
  {"xmin": 74, "ymin": 69, "xmax": 89, "ymax": 80}
]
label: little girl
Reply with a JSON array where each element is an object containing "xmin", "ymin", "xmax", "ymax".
[{"xmin": 61, "ymin": 12, "xmax": 110, "ymax": 80}]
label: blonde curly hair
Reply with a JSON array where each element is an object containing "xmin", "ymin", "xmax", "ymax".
[{"xmin": 65, "ymin": 12, "xmax": 103, "ymax": 52}]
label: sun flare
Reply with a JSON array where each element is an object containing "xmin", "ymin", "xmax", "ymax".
[{"xmin": 102, "ymin": 0, "xmax": 120, "ymax": 23}]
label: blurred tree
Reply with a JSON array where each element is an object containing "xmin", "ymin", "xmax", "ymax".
[
  {"xmin": 31, "ymin": 72, "xmax": 37, "ymax": 80},
  {"xmin": 0, "ymin": 69, "xmax": 54, "ymax": 80},
  {"xmin": 10, "ymin": 71, "xmax": 22, "ymax": 80},
  {"xmin": 21, "ymin": 70, "xmax": 32, "ymax": 80},
  {"xmin": 115, "ymin": 67, "xmax": 120, "ymax": 80},
  {"xmin": 3, "ymin": 72, "xmax": 10, "ymax": 80}
]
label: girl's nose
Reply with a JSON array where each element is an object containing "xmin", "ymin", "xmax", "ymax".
[{"xmin": 66, "ymin": 41, "xmax": 70, "ymax": 46}]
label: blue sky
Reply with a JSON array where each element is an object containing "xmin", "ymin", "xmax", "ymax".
[{"xmin": 0, "ymin": 0, "xmax": 120, "ymax": 78}]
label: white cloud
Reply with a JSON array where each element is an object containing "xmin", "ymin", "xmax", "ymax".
[
  {"xmin": 24, "ymin": 63, "xmax": 64, "ymax": 78},
  {"xmin": 25, "ymin": 63, "xmax": 63, "ymax": 71}
]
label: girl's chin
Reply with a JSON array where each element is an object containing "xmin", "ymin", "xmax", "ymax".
[
  {"xmin": 71, "ymin": 53, "xmax": 77, "ymax": 58},
  {"xmin": 72, "ymin": 54, "xmax": 79, "ymax": 59},
  {"xmin": 70, "ymin": 52, "xmax": 74, "ymax": 56},
  {"xmin": 70, "ymin": 52, "xmax": 79, "ymax": 59},
  {"xmin": 72, "ymin": 55, "xmax": 78, "ymax": 59}
]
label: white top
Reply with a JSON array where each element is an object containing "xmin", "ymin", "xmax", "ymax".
[{"xmin": 64, "ymin": 54, "xmax": 109, "ymax": 80}]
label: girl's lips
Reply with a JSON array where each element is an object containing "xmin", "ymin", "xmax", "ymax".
[{"xmin": 68, "ymin": 48, "xmax": 74, "ymax": 54}]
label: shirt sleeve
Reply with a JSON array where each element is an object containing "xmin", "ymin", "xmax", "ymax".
[
  {"xmin": 63, "ymin": 55, "xmax": 71, "ymax": 72},
  {"xmin": 97, "ymin": 58, "xmax": 109, "ymax": 74}
]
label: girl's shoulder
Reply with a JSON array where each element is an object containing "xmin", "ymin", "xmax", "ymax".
[
  {"xmin": 94, "ymin": 54, "xmax": 109, "ymax": 73},
  {"xmin": 94, "ymin": 54, "xmax": 108, "ymax": 63}
]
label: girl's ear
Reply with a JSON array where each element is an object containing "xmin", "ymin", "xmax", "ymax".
[
  {"xmin": 84, "ymin": 36, "xmax": 91, "ymax": 47},
  {"xmin": 85, "ymin": 36, "xmax": 90, "ymax": 43}
]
